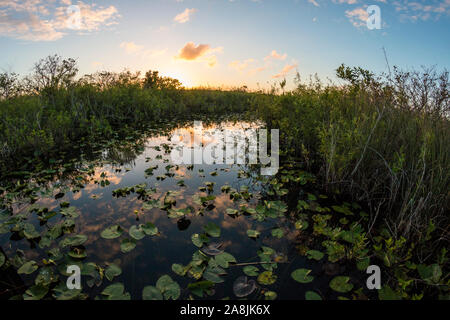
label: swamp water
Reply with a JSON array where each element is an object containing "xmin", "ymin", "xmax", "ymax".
[{"xmin": 0, "ymin": 120, "xmax": 370, "ymax": 300}]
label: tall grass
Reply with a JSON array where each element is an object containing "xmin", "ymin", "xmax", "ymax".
[
  {"xmin": 1, "ymin": 56, "xmax": 448, "ymax": 248},
  {"xmin": 255, "ymin": 65, "xmax": 449, "ymax": 247},
  {"xmin": 0, "ymin": 57, "xmax": 254, "ymax": 168}
]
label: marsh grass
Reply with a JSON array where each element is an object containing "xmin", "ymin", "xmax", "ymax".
[
  {"xmin": 255, "ymin": 65, "xmax": 449, "ymax": 249},
  {"xmin": 1, "ymin": 56, "xmax": 448, "ymax": 252}
]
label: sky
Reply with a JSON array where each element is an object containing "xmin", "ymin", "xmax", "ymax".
[{"xmin": 0, "ymin": 0, "xmax": 449, "ymax": 89}]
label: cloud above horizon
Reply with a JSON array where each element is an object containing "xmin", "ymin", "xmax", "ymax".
[
  {"xmin": 174, "ymin": 8, "xmax": 197, "ymax": 23},
  {"xmin": 0, "ymin": 0, "xmax": 120, "ymax": 41},
  {"xmin": 175, "ymin": 41, "xmax": 223, "ymax": 67},
  {"xmin": 273, "ymin": 63, "xmax": 298, "ymax": 78},
  {"xmin": 264, "ymin": 50, "xmax": 287, "ymax": 61}
]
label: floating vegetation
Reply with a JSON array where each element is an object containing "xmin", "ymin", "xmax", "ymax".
[
  {"xmin": 233, "ymin": 276, "xmax": 257, "ymax": 298},
  {"xmin": 0, "ymin": 120, "xmax": 447, "ymax": 301}
]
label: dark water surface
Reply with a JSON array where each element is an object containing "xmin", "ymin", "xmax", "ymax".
[{"xmin": 0, "ymin": 121, "xmax": 369, "ymax": 300}]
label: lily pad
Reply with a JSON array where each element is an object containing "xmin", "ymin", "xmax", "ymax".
[
  {"xmin": 105, "ymin": 264, "xmax": 122, "ymax": 281},
  {"xmin": 295, "ymin": 220, "xmax": 309, "ymax": 230},
  {"xmin": 378, "ymin": 285, "xmax": 401, "ymax": 300},
  {"xmin": 233, "ymin": 276, "xmax": 257, "ymax": 297},
  {"xmin": 188, "ymin": 281, "xmax": 215, "ymax": 298},
  {"xmin": 247, "ymin": 229, "xmax": 260, "ymax": 238},
  {"xmin": 101, "ymin": 225, "xmax": 123, "ymax": 239},
  {"xmin": 264, "ymin": 291, "xmax": 277, "ymax": 300},
  {"xmin": 142, "ymin": 222, "xmax": 158, "ymax": 236},
  {"xmin": 171, "ymin": 264, "xmax": 187, "ymax": 276},
  {"xmin": 271, "ymin": 228, "xmax": 284, "ymax": 239},
  {"xmin": 305, "ymin": 291, "xmax": 322, "ymax": 300},
  {"xmin": 306, "ymin": 250, "xmax": 324, "ymax": 261},
  {"xmin": 203, "ymin": 223, "xmax": 221, "ymax": 238},
  {"xmin": 192, "ymin": 233, "xmax": 209, "ymax": 248},
  {"xmin": 60, "ymin": 235, "xmax": 88, "ymax": 248},
  {"xmin": 68, "ymin": 247, "xmax": 87, "ymax": 259},
  {"xmin": 52, "ymin": 283, "xmax": 82, "ymax": 300},
  {"xmin": 156, "ymin": 275, "xmax": 180, "ymax": 300},
  {"xmin": 18, "ymin": 260, "xmax": 38, "ymax": 274},
  {"xmin": 243, "ymin": 266, "xmax": 259, "ymax": 277},
  {"xmin": 201, "ymin": 242, "xmax": 224, "ymax": 256},
  {"xmin": 101, "ymin": 283, "xmax": 130, "ymax": 300},
  {"xmin": 257, "ymin": 271, "xmax": 277, "ymax": 285},
  {"xmin": 291, "ymin": 268, "xmax": 314, "ymax": 283},
  {"xmin": 142, "ymin": 286, "xmax": 163, "ymax": 300},
  {"xmin": 23, "ymin": 285, "xmax": 48, "ymax": 300},
  {"xmin": 214, "ymin": 252, "xmax": 237, "ymax": 268},
  {"xmin": 329, "ymin": 276, "xmax": 353, "ymax": 293},
  {"xmin": 120, "ymin": 238, "xmax": 136, "ymax": 253},
  {"xmin": 129, "ymin": 225, "xmax": 145, "ymax": 240},
  {"xmin": 226, "ymin": 208, "xmax": 239, "ymax": 216}
]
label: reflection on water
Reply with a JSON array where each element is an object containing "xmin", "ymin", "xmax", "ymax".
[{"xmin": 0, "ymin": 121, "xmax": 366, "ymax": 300}]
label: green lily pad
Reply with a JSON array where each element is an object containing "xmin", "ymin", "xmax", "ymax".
[
  {"xmin": 214, "ymin": 252, "xmax": 236, "ymax": 268},
  {"xmin": 247, "ymin": 229, "xmax": 260, "ymax": 238},
  {"xmin": 68, "ymin": 247, "xmax": 87, "ymax": 259},
  {"xmin": 378, "ymin": 285, "xmax": 401, "ymax": 300},
  {"xmin": 101, "ymin": 283, "xmax": 130, "ymax": 300},
  {"xmin": 105, "ymin": 264, "xmax": 122, "ymax": 281},
  {"xmin": 203, "ymin": 270, "xmax": 224, "ymax": 284},
  {"xmin": 156, "ymin": 275, "xmax": 180, "ymax": 300},
  {"xmin": 60, "ymin": 207, "xmax": 79, "ymax": 218},
  {"xmin": 305, "ymin": 291, "xmax": 322, "ymax": 300},
  {"xmin": 18, "ymin": 260, "xmax": 38, "ymax": 274},
  {"xmin": 329, "ymin": 276, "xmax": 353, "ymax": 293},
  {"xmin": 226, "ymin": 208, "xmax": 239, "ymax": 216},
  {"xmin": 264, "ymin": 291, "xmax": 277, "ymax": 300},
  {"xmin": 243, "ymin": 266, "xmax": 259, "ymax": 277},
  {"xmin": 52, "ymin": 283, "xmax": 82, "ymax": 300},
  {"xmin": 101, "ymin": 225, "xmax": 123, "ymax": 239},
  {"xmin": 203, "ymin": 223, "xmax": 221, "ymax": 238},
  {"xmin": 171, "ymin": 263, "xmax": 187, "ymax": 276},
  {"xmin": 129, "ymin": 225, "xmax": 145, "ymax": 240},
  {"xmin": 295, "ymin": 220, "xmax": 309, "ymax": 230},
  {"xmin": 60, "ymin": 235, "xmax": 88, "ymax": 248},
  {"xmin": 142, "ymin": 286, "xmax": 163, "ymax": 300},
  {"xmin": 23, "ymin": 285, "xmax": 48, "ymax": 300},
  {"xmin": 291, "ymin": 268, "xmax": 314, "ymax": 283},
  {"xmin": 306, "ymin": 250, "xmax": 324, "ymax": 261},
  {"xmin": 188, "ymin": 281, "xmax": 215, "ymax": 298},
  {"xmin": 192, "ymin": 233, "xmax": 209, "ymax": 248},
  {"xmin": 271, "ymin": 228, "xmax": 284, "ymax": 239},
  {"xmin": 23, "ymin": 223, "xmax": 40, "ymax": 239},
  {"xmin": 142, "ymin": 222, "xmax": 158, "ymax": 236},
  {"xmin": 120, "ymin": 238, "xmax": 136, "ymax": 253},
  {"xmin": 257, "ymin": 271, "xmax": 277, "ymax": 285}
]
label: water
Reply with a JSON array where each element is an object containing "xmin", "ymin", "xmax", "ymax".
[{"xmin": 0, "ymin": 120, "xmax": 368, "ymax": 300}]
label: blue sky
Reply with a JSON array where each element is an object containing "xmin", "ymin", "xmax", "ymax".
[{"xmin": 0, "ymin": 0, "xmax": 449, "ymax": 88}]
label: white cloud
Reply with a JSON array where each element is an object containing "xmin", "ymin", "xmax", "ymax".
[
  {"xmin": 393, "ymin": 0, "xmax": 450, "ymax": 22},
  {"xmin": 0, "ymin": 0, "xmax": 120, "ymax": 41},
  {"xmin": 175, "ymin": 41, "xmax": 223, "ymax": 67},
  {"xmin": 264, "ymin": 50, "xmax": 287, "ymax": 61},
  {"xmin": 273, "ymin": 63, "xmax": 298, "ymax": 78},
  {"xmin": 345, "ymin": 7, "xmax": 369, "ymax": 27},
  {"xmin": 174, "ymin": 8, "xmax": 197, "ymax": 23}
]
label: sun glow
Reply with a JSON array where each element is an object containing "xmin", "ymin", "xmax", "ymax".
[{"xmin": 164, "ymin": 70, "xmax": 195, "ymax": 88}]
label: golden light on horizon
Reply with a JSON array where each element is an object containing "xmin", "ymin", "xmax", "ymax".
[{"xmin": 164, "ymin": 70, "xmax": 195, "ymax": 88}]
